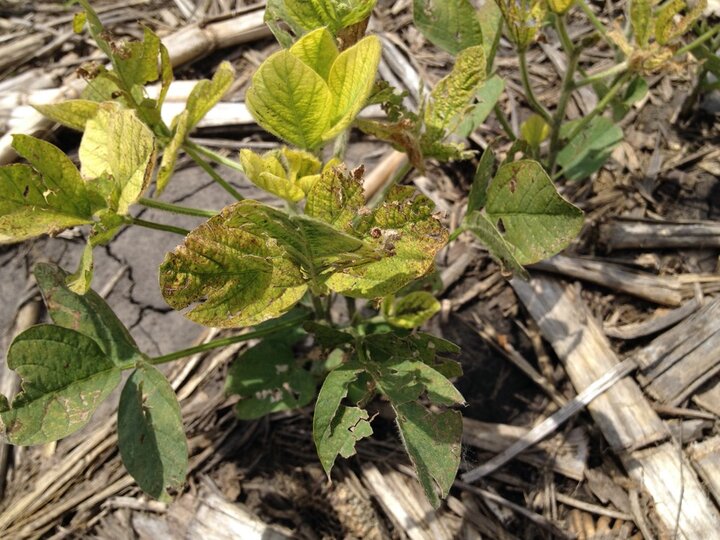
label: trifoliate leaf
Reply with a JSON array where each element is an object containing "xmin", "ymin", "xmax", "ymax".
[
  {"xmin": 33, "ymin": 100, "xmax": 100, "ymax": 132},
  {"xmin": 225, "ymin": 329, "xmax": 315, "ymax": 419},
  {"xmin": 185, "ymin": 61, "xmax": 235, "ymax": 130},
  {"xmin": 0, "ymin": 325, "xmax": 121, "ymax": 445},
  {"xmin": 485, "ymin": 160, "xmax": 583, "ymax": 264},
  {"xmin": 78, "ymin": 102, "xmax": 156, "ymax": 215},
  {"xmin": 557, "ymin": 117, "xmax": 623, "ymax": 182},
  {"xmin": 383, "ymin": 291, "xmax": 441, "ymax": 329},
  {"xmin": 118, "ymin": 363, "xmax": 187, "ymax": 500},
  {"xmin": 412, "ymin": 0, "xmax": 484, "ymax": 55}
]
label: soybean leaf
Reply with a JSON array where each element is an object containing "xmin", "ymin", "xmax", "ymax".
[
  {"xmin": 485, "ymin": 160, "xmax": 583, "ymax": 264},
  {"xmin": 395, "ymin": 402, "xmax": 462, "ymax": 507},
  {"xmin": 0, "ymin": 325, "xmax": 121, "ymax": 445},
  {"xmin": 383, "ymin": 291, "xmax": 440, "ymax": 329},
  {"xmin": 66, "ymin": 240, "xmax": 94, "ymax": 294},
  {"xmin": 304, "ymin": 321, "xmax": 354, "ymax": 349},
  {"xmin": 118, "ymin": 363, "xmax": 187, "ymax": 500},
  {"xmin": 425, "ymin": 45, "xmax": 486, "ymax": 133},
  {"xmin": 456, "ymin": 74, "xmax": 505, "ymax": 138},
  {"xmin": 324, "ymin": 35, "xmax": 382, "ymax": 140},
  {"xmin": 557, "ymin": 117, "xmax": 623, "ymax": 181},
  {"xmin": 305, "ymin": 165, "xmax": 365, "ymax": 232},
  {"xmin": 113, "ymin": 26, "xmax": 161, "ymax": 90},
  {"xmin": 246, "ymin": 50, "xmax": 332, "ymax": 150},
  {"xmin": 239, "ymin": 147, "xmax": 321, "ymax": 203},
  {"xmin": 33, "ymin": 100, "xmax": 100, "ymax": 132},
  {"xmin": 289, "ymin": 27, "xmax": 339, "ymax": 80},
  {"xmin": 520, "ymin": 113, "xmax": 551, "ymax": 149},
  {"xmin": 78, "ymin": 103, "xmax": 156, "ymax": 215},
  {"xmin": 412, "ymin": 0, "xmax": 484, "ymax": 55},
  {"xmin": 34, "ymin": 262, "xmax": 143, "ymax": 365},
  {"xmin": 467, "ymin": 144, "xmax": 496, "ymax": 213},
  {"xmin": 266, "ymin": 0, "xmax": 376, "ymax": 37},
  {"xmin": 313, "ymin": 362, "xmax": 372, "ymax": 477},
  {"xmin": 477, "ymin": 0, "xmax": 503, "ymax": 64},
  {"xmin": 630, "ymin": 0, "xmax": 653, "ymax": 47},
  {"xmin": 156, "ymin": 110, "xmax": 189, "ymax": 194},
  {"xmin": 185, "ymin": 62, "xmax": 235, "ymax": 130},
  {"xmin": 225, "ymin": 329, "xmax": 315, "ymax": 419},
  {"xmin": 0, "ymin": 136, "xmax": 99, "ymax": 244},
  {"xmin": 465, "ymin": 211, "xmax": 528, "ymax": 277}
]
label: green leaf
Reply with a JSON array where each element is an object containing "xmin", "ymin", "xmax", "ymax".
[
  {"xmin": 485, "ymin": 160, "xmax": 583, "ymax": 264},
  {"xmin": 239, "ymin": 147, "xmax": 321, "ymax": 202},
  {"xmin": 304, "ymin": 321, "xmax": 354, "ymax": 349},
  {"xmin": 34, "ymin": 262, "xmax": 143, "ymax": 366},
  {"xmin": 395, "ymin": 402, "xmax": 462, "ymax": 507},
  {"xmin": 313, "ymin": 362, "xmax": 372, "ymax": 477},
  {"xmin": 118, "ymin": 363, "xmax": 187, "ymax": 500},
  {"xmin": 185, "ymin": 61, "xmax": 235, "ymax": 130},
  {"xmin": 383, "ymin": 291, "xmax": 440, "ymax": 329},
  {"xmin": 33, "ymin": 100, "xmax": 100, "ymax": 132},
  {"xmin": 289, "ymin": 27, "xmax": 339, "ymax": 80},
  {"xmin": 465, "ymin": 211, "xmax": 528, "ymax": 277},
  {"xmin": 557, "ymin": 117, "xmax": 623, "ymax": 181},
  {"xmin": 630, "ymin": 0, "xmax": 652, "ymax": 47},
  {"xmin": 0, "ymin": 325, "xmax": 121, "ymax": 445},
  {"xmin": 324, "ymin": 35, "xmax": 382, "ymax": 140},
  {"xmin": 225, "ymin": 329, "xmax": 315, "ymax": 419},
  {"xmin": 0, "ymin": 137, "xmax": 99, "ymax": 244},
  {"xmin": 477, "ymin": 0, "xmax": 503, "ymax": 64},
  {"xmin": 113, "ymin": 26, "xmax": 161, "ymax": 89},
  {"xmin": 413, "ymin": 0, "xmax": 484, "ymax": 55},
  {"xmin": 520, "ymin": 113, "xmax": 551, "ymax": 149},
  {"xmin": 425, "ymin": 45, "xmax": 486, "ymax": 133},
  {"xmin": 78, "ymin": 102, "xmax": 156, "ymax": 214},
  {"xmin": 247, "ymin": 50, "xmax": 333, "ymax": 150},
  {"xmin": 467, "ymin": 144, "xmax": 496, "ymax": 213},
  {"xmin": 266, "ymin": 0, "xmax": 376, "ymax": 37},
  {"xmin": 456, "ymin": 74, "xmax": 505, "ymax": 138},
  {"xmin": 156, "ymin": 110, "xmax": 189, "ymax": 194}
]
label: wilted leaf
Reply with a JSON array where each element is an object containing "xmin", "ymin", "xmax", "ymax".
[
  {"xmin": 0, "ymin": 325, "xmax": 121, "ymax": 445},
  {"xmin": 226, "ymin": 329, "xmax": 315, "ymax": 419},
  {"xmin": 33, "ymin": 100, "xmax": 100, "ymax": 132},
  {"xmin": 456, "ymin": 75, "xmax": 505, "ymax": 138},
  {"xmin": 485, "ymin": 160, "xmax": 583, "ymax": 264},
  {"xmin": 78, "ymin": 103, "xmax": 156, "ymax": 215},
  {"xmin": 383, "ymin": 291, "xmax": 440, "ymax": 329},
  {"xmin": 557, "ymin": 117, "xmax": 623, "ymax": 181},
  {"xmin": 185, "ymin": 61, "xmax": 235, "ymax": 130},
  {"xmin": 34, "ymin": 262, "xmax": 143, "ymax": 365},
  {"xmin": 118, "ymin": 363, "xmax": 187, "ymax": 500},
  {"xmin": 412, "ymin": 0, "xmax": 483, "ymax": 55},
  {"xmin": 313, "ymin": 362, "xmax": 372, "ymax": 476}
]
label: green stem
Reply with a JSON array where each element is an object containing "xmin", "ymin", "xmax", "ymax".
[
  {"xmin": 548, "ymin": 48, "xmax": 581, "ymax": 172},
  {"xmin": 566, "ymin": 72, "xmax": 631, "ymax": 142},
  {"xmin": 333, "ymin": 130, "xmax": 350, "ymax": 161},
  {"xmin": 312, "ymin": 295, "xmax": 326, "ymax": 321},
  {"xmin": 184, "ymin": 144, "xmax": 244, "ymax": 201},
  {"xmin": 185, "ymin": 141, "xmax": 246, "ymax": 174},
  {"xmin": 448, "ymin": 225, "xmax": 466, "ymax": 243},
  {"xmin": 519, "ymin": 51, "xmax": 552, "ymax": 124},
  {"xmin": 138, "ymin": 197, "xmax": 216, "ymax": 219},
  {"xmin": 554, "ymin": 14, "xmax": 575, "ymax": 57},
  {"xmin": 493, "ymin": 104, "xmax": 517, "ymax": 140},
  {"xmin": 574, "ymin": 61, "xmax": 628, "ymax": 88},
  {"xmin": 676, "ymin": 24, "xmax": 720, "ymax": 57},
  {"xmin": 129, "ymin": 217, "xmax": 190, "ymax": 236},
  {"xmin": 576, "ymin": 0, "xmax": 612, "ymax": 46},
  {"xmin": 148, "ymin": 312, "xmax": 309, "ymax": 365}
]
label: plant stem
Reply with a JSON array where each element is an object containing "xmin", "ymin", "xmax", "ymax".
[
  {"xmin": 138, "ymin": 197, "xmax": 216, "ymax": 218},
  {"xmin": 148, "ymin": 312, "xmax": 309, "ymax": 365},
  {"xmin": 448, "ymin": 225, "xmax": 466, "ymax": 243},
  {"xmin": 548, "ymin": 47, "xmax": 581, "ymax": 172},
  {"xmin": 576, "ymin": 0, "xmax": 612, "ymax": 46},
  {"xmin": 311, "ymin": 295, "xmax": 326, "ymax": 321},
  {"xmin": 574, "ymin": 61, "xmax": 628, "ymax": 88},
  {"xmin": 676, "ymin": 24, "xmax": 720, "ymax": 57},
  {"xmin": 566, "ymin": 71, "xmax": 631, "ymax": 142},
  {"xmin": 185, "ymin": 140, "xmax": 246, "ymax": 174},
  {"xmin": 493, "ymin": 104, "xmax": 517, "ymax": 140},
  {"xmin": 519, "ymin": 51, "xmax": 552, "ymax": 124},
  {"xmin": 554, "ymin": 14, "xmax": 575, "ymax": 57},
  {"xmin": 184, "ymin": 144, "xmax": 244, "ymax": 201},
  {"xmin": 129, "ymin": 217, "xmax": 190, "ymax": 236}
]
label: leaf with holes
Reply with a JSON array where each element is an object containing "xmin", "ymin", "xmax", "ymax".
[
  {"xmin": 0, "ymin": 325, "xmax": 121, "ymax": 445},
  {"xmin": 118, "ymin": 363, "xmax": 187, "ymax": 500}
]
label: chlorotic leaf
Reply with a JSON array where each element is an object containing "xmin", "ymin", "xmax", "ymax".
[
  {"xmin": 289, "ymin": 27, "xmax": 339, "ymax": 80},
  {"xmin": 520, "ymin": 113, "xmax": 551, "ymax": 149},
  {"xmin": 247, "ymin": 50, "xmax": 332, "ymax": 150},
  {"xmin": 395, "ymin": 402, "xmax": 462, "ymax": 508},
  {"xmin": 156, "ymin": 110, "xmax": 189, "ymax": 194},
  {"xmin": 548, "ymin": 0, "xmax": 574, "ymax": 14},
  {"xmin": 33, "ymin": 100, "xmax": 100, "ymax": 132},
  {"xmin": 0, "ymin": 325, "xmax": 121, "ymax": 445},
  {"xmin": 66, "ymin": 240, "xmax": 95, "ymax": 295},
  {"xmin": 324, "ymin": 35, "xmax": 382, "ymax": 140},
  {"xmin": 425, "ymin": 45, "xmax": 486, "ymax": 133},
  {"xmin": 557, "ymin": 117, "xmax": 623, "ymax": 182},
  {"xmin": 79, "ymin": 103, "xmax": 156, "ymax": 215},
  {"xmin": 185, "ymin": 61, "xmax": 235, "ymax": 130},
  {"xmin": 305, "ymin": 165, "xmax": 365, "ymax": 232},
  {"xmin": 383, "ymin": 291, "xmax": 440, "ymax": 329},
  {"xmin": 239, "ymin": 147, "xmax": 320, "ymax": 203},
  {"xmin": 113, "ymin": 26, "xmax": 161, "ymax": 89},
  {"xmin": 118, "ymin": 363, "xmax": 188, "ymax": 500},
  {"xmin": 225, "ymin": 329, "xmax": 315, "ymax": 419},
  {"xmin": 456, "ymin": 74, "xmax": 505, "ymax": 138},
  {"xmin": 313, "ymin": 362, "xmax": 372, "ymax": 477},
  {"xmin": 413, "ymin": 0, "xmax": 484, "ymax": 55},
  {"xmin": 485, "ymin": 160, "xmax": 583, "ymax": 264},
  {"xmin": 33, "ymin": 262, "xmax": 143, "ymax": 366}
]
